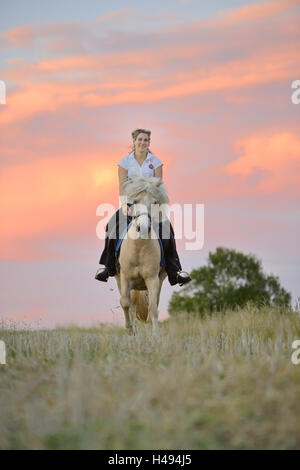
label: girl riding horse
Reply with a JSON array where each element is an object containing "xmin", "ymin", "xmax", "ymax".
[{"xmin": 95, "ymin": 128, "xmax": 191, "ymax": 287}]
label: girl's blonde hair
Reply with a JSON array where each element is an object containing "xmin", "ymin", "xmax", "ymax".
[{"xmin": 129, "ymin": 128, "xmax": 153, "ymax": 154}]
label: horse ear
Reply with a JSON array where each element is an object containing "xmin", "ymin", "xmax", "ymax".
[{"xmin": 155, "ymin": 178, "xmax": 163, "ymax": 187}]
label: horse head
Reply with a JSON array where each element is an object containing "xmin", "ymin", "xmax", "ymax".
[{"xmin": 123, "ymin": 176, "xmax": 169, "ymax": 239}]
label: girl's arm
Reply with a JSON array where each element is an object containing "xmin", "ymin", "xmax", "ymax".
[
  {"xmin": 154, "ymin": 165, "xmax": 163, "ymax": 179},
  {"xmin": 118, "ymin": 165, "xmax": 128, "ymax": 196},
  {"xmin": 118, "ymin": 165, "xmax": 130, "ymax": 214}
]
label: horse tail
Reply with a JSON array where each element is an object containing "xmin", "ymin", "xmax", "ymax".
[{"xmin": 130, "ymin": 290, "xmax": 150, "ymax": 323}]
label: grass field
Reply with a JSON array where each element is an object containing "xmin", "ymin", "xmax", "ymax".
[{"xmin": 1, "ymin": 304, "xmax": 300, "ymax": 450}]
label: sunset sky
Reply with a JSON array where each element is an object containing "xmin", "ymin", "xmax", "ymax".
[{"xmin": 0, "ymin": 0, "xmax": 299, "ymax": 327}]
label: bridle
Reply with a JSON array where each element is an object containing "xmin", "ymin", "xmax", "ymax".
[
  {"xmin": 129, "ymin": 196, "xmax": 160, "ymax": 235},
  {"xmin": 132, "ymin": 211, "xmax": 152, "ymax": 234}
]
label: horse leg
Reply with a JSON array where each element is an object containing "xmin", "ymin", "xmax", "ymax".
[
  {"xmin": 129, "ymin": 304, "xmax": 137, "ymax": 335},
  {"xmin": 157, "ymin": 271, "xmax": 166, "ymax": 307},
  {"xmin": 145, "ymin": 277, "xmax": 160, "ymax": 335},
  {"xmin": 115, "ymin": 273, "xmax": 121, "ymax": 292},
  {"xmin": 119, "ymin": 273, "xmax": 133, "ymax": 334}
]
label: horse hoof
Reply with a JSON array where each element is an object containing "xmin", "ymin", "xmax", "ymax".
[{"xmin": 126, "ymin": 327, "xmax": 135, "ymax": 336}]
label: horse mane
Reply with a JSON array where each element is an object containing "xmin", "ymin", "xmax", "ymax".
[{"xmin": 122, "ymin": 176, "xmax": 170, "ymax": 205}]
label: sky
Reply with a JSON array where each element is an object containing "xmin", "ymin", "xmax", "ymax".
[{"xmin": 0, "ymin": 0, "xmax": 299, "ymax": 328}]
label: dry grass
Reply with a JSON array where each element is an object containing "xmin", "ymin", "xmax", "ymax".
[{"xmin": 1, "ymin": 304, "xmax": 300, "ymax": 450}]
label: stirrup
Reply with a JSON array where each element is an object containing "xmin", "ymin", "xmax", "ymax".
[{"xmin": 177, "ymin": 270, "xmax": 192, "ymax": 286}]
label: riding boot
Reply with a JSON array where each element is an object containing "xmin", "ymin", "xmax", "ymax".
[
  {"xmin": 158, "ymin": 220, "xmax": 183, "ymax": 286},
  {"xmin": 98, "ymin": 208, "xmax": 132, "ymax": 277},
  {"xmin": 99, "ymin": 231, "xmax": 118, "ymax": 276}
]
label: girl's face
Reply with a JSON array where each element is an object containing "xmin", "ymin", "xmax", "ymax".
[{"xmin": 134, "ymin": 133, "xmax": 150, "ymax": 152}]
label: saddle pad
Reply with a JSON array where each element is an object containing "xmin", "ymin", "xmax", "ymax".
[{"xmin": 115, "ymin": 220, "xmax": 165, "ymax": 267}]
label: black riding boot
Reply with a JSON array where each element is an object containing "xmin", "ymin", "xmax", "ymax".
[
  {"xmin": 158, "ymin": 220, "xmax": 183, "ymax": 286},
  {"xmin": 98, "ymin": 232, "xmax": 118, "ymax": 276},
  {"xmin": 98, "ymin": 208, "xmax": 131, "ymax": 276}
]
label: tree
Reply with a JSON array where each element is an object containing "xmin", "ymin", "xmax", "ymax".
[{"xmin": 169, "ymin": 247, "xmax": 291, "ymax": 315}]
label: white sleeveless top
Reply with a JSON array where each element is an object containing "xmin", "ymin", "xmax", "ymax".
[{"xmin": 118, "ymin": 151, "xmax": 163, "ymax": 178}]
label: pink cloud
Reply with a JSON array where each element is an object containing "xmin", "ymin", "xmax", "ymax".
[
  {"xmin": 225, "ymin": 131, "xmax": 300, "ymax": 194},
  {"xmin": 212, "ymin": 0, "xmax": 300, "ymax": 26},
  {"xmin": 1, "ymin": 45, "xmax": 298, "ymax": 125},
  {"xmin": 1, "ymin": 22, "xmax": 83, "ymax": 48},
  {"xmin": 2, "ymin": 25, "xmax": 34, "ymax": 46},
  {"xmin": 0, "ymin": 0, "xmax": 298, "ymax": 127},
  {"xmin": 0, "ymin": 151, "xmax": 117, "ymax": 259}
]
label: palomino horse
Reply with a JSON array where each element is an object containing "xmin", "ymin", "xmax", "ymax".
[{"xmin": 115, "ymin": 176, "xmax": 169, "ymax": 335}]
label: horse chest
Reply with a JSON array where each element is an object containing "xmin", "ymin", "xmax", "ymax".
[{"xmin": 130, "ymin": 278, "xmax": 147, "ymax": 290}]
